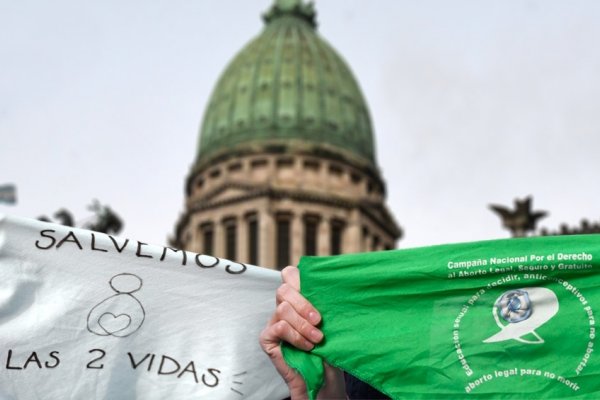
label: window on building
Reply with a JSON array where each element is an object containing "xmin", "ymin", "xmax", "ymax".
[
  {"xmin": 304, "ymin": 215, "xmax": 319, "ymax": 256},
  {"xmin": 276, "ymin": 214, "xmax": 291, "ymax": 270},
  {"xmin": 362, "ymin": 226, "xmax": 369, "ymax": 252},
  {"xmin": 201, "ymin": 223, "xmax": 214, "ymax": 255},
  {"xmin": 330, "ymin": 220, "xmax": 344, "ymax": 255},
  {"xmin": 247, "ymin": 214, "xmax": 259, "ymax": 265},
  {"xmin": 224, "ymin": 218, "xmax": 237, "ymax": 260},
  {"xmin": 372, "ymin": 235, "xmax": 380, "ymax": 251}
]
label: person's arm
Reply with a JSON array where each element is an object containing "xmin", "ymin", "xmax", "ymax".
[{"xmin": 259, "ymin": 266, "xmax": 346, "ymax": 399}]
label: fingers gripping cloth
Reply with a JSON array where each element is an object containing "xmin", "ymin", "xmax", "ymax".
[{"xmin": 282, "ymin": 235, "xmax": 600, "ymax": 399}]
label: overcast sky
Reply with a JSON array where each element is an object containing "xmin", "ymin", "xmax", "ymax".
[{"xmin": 2, "ymin": 0, "xmax": 599, "ymax": 249}]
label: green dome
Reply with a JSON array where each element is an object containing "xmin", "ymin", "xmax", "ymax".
[{"xmin": 195, "ymin": 0, "xmax": 376, "ymax": 170}]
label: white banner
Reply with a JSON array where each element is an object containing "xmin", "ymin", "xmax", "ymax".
[{"xmin": 0, "ymin": 215, "xmax": 288, "ymax": 400}]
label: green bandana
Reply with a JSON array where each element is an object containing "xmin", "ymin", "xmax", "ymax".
[{"xmin": 282, "ymin": 235, "xmax": 600, "ymax": 399}]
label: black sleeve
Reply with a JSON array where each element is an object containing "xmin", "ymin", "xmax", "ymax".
[{"xmin": 344, "ymin": 372, "xmax": 390, "ymax": 399}]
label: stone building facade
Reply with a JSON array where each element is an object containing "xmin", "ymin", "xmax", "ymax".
[{"xmin": 173, "ymin": 0, "xmax": 401, "ymax": 269}]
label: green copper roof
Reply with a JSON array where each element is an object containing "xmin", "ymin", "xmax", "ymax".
[{"xmin": 196, "ymin": 0, "xmax": 376, "ymax": 169}]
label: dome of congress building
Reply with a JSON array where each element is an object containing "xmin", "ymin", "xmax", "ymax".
[
  {"xmin": 174, "ymin": 0, "xmax": 402, "ymax": 269},
  {"xmin": 195, "ymin": 0, "xmax": 376, "ymax": 172}
]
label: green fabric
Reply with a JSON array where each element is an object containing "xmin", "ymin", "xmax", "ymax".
[{"xmin": 282, "ymin": 235, "xmax": 600, "ymax": 399}]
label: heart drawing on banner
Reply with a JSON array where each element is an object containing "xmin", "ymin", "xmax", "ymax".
[
  {"xmin": 98, "ymin": 312, "xmax": 132, "ymax": 335},
  {"xmin": 87, "ymin": 273, "xmax": 146, "ymax": 338}
]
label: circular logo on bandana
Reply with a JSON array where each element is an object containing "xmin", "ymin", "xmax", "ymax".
[
  {"xmin": 496, "ymin": 289, "xmax": 532, "ymax": 323},
  {"xmin": 485, "ymin": 287, "xmax": 559, "ymax": 344}
]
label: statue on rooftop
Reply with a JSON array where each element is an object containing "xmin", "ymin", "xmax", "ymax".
[{"xmin": 489, "ymin": 196, "xmax": 548, "ymax": 238}]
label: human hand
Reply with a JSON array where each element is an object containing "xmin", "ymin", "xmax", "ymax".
[{"xmin": 259, "ymin": 266, "xmax": 346, "ymax": 399}]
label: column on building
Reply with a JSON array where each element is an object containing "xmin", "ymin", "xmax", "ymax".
[
  {"xmin": 291, "ymin": 212, "xmax": 302, "ymax": 266},
  {"xmin": 260, "ymin": 209, "xmax": 275, "ymax": 268},
  {"xmin": 317, "ymin": 215, "xmax": 331, "ymax": 256},
  {"xmin": 238, "ymin": 212, "xmax": 249, "ymax": 264},
  {"xmin": 343, "ymin": 208, "xmax": 361, "ymax": 253}
]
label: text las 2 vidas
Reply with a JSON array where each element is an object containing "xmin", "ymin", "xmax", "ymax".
[
  {"xmin": 34, "ymin": 229, "xmax": 247, "ymax": 274},
  {"xmin": 2, "ymin": 348, "xmax": 221, "ymax": 388}
]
